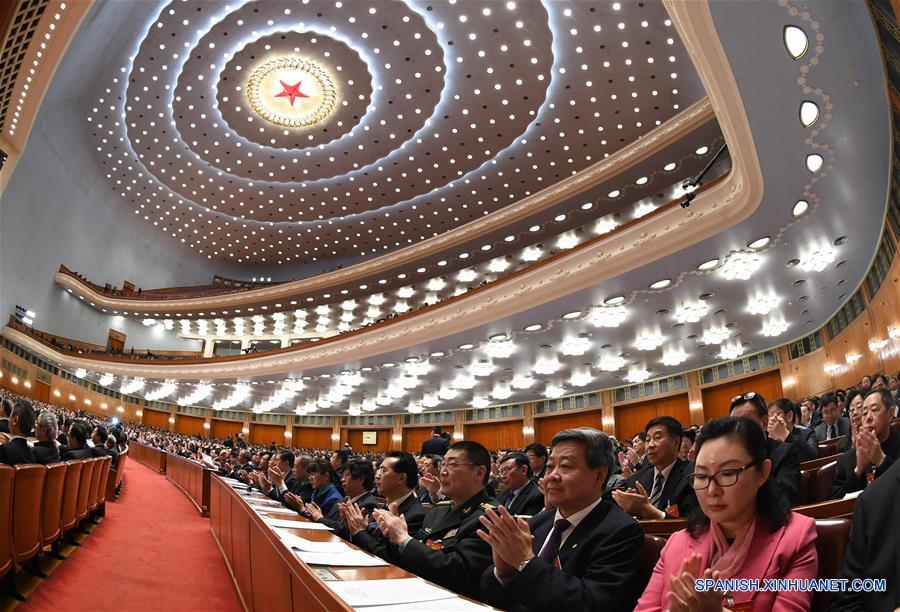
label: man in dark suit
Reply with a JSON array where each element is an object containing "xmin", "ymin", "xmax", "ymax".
[
  {"xmin": 830, "ymin": 457, "xmax": 900, "ymax": 611},
  {"xmin": 420, "ymin": 426, "xmax": 451, "ymax": 456},
  {"xmin": 0, "ymin": 398, "xmax": 12, "ymax": 434},
  {"xmin": 730, "ymin": 392, "xmax": 802, "ymax": 502},
  {"xmin": 416, "ymin": 454, "xmax": 443, "ymax": 504},
  {"xmin": 91, "ymin": 425, "xmax": 111, "ymax": 457},
  {"xmin": 767, "ymin": 397, "xmax": 819, "ymax": 462},
  {"xmin": 226, "ymin": 449, "xmax": 254, "ymax": 480},
  {"xmin": 524, "ymin": 443, "xmax": 549, "ymax": 483},
  {"xmin": 373, "ymin": 441, "xmax": 496, "ymax": 602},
  {"xmin": 257, "ymin": 451, "xmax": 298, "ymax": 502},
  {"xmin": 832, "ymin": 388, "xmax": 900, "ymax": 499},
  {"xmin": 496, "ymin": 452, "xmax": 545, "ymax": 516},
  {"xmin": 611, "ymin": 416, "xmax": 697, "ymax": 519},
  {"xmin": 478, "ymin": 427, "xmax": 644, "ymax": 612},
  {"xmin": 0, "ymin": 399, "xmax": 36, "ymax": 465},
  {"xmin": 61, "ymin": 421, "xmax": 94, "ymax": 460},
  {"xmin": 306, "ymin": 458, "xmax": 379, "ymax": 540},
  {"xmin": 814, "ymin": 392, "xmax": 851, "ymax": 442},
  {"xmin": 33, "ymin": 409, "xmax": 61, "ymax": 464},
  {"xmin": 343, "ymin": 451, "xmax": 427, "ymax": 559}
]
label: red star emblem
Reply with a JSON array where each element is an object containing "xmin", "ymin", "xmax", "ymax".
[{"xmin": 275, "ymin": 80, "xmax": 309, "ymax": 106}]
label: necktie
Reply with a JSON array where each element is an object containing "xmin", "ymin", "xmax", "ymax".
[
  {"xmin": 650, "ymin": 471, "xmax": 665, "ymax": 508},
  {"xmin": 538, "ymin": 518, "xmax": 571, "ymax": 566},
  {"xmin": 829, "ymin": 424, "xmax": 836, "ymax": 440}
]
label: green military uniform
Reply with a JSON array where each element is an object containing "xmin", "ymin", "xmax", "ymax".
[{"xmin": 390, "ymin": 488, "xmax": 495, "ymax": 602}]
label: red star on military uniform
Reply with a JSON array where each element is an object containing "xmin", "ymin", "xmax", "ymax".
[{"xmin": 275, "ymin": 80, "xmax": 309, "ymax": 106}]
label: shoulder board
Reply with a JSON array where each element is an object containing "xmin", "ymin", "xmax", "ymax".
[{"xmin": 435, "ymin": 500, "xmax": 452, "ymax": 505}]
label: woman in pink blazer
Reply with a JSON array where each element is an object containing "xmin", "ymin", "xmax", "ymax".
[{"xmin": 636, "ymin": 416, "xmax": 818, "ymax": 612}]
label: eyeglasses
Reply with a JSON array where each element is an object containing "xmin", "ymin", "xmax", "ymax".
[
  {"xmin": 688, "ymin": 463, "xmax": 755, "ymax": 490},
  {"xmin": 730, "ymin": 391, "xmax": 764, "ymax": 410},
  {"xmin": 439, "ymin": 460, "xmax": 476, "ymax": 471}
]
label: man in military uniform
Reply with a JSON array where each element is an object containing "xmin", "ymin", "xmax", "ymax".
[{"xmin": 373, "ymin": 440, "xmax": 496, "ymax": 602}]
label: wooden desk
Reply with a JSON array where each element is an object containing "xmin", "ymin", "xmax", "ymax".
[
  {"xmin": 127, "ymin": 441, "xmax": 167, "ymax": 474},
  {"xmin": 210, "ymin": 475, "xmax": 444, "ymax": 612},
  {"xmin": 166, "ymin": 452, "xmax": 213, "ymax": 516},
  {"xmin": 792, "ymin": 497, "xmax": 857, "ymax": 519}
]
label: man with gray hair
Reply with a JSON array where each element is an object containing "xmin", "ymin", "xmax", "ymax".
[
  {"xmin": 33, "ymin": 410, "xmax": 61, "ymax": 464},
  {"xmin": 477, "ymin": 427, "xmax": 644, "ymax": 611}
]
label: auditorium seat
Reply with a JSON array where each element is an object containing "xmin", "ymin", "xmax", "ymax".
[
  {"xmin": 818, "ymin": 438, "xmax": 844, "ymax": 458},
  {"xmin": 0, "ymin": 466, "xmax": 14, "ymax": 583},
  {"xmin": 60, "ymin": 460, "xmax": 84, "ymax": 540},
  {"xmin": 12, "ymin": 464, "xmax": 46, "ymax": 567},
  {"xmin": 106, "ymin": 451, "xmax": 127, "ymax": 501},
  {"xmin": 797, "ymin": 470, "xmax": 811, "ymax": 506},
  {"xmin": 40, "ymin": 463, "xmax": 68, "ymax": 553},
  {"xmin": 75, "ymin": 458, "xmax": 97, "ymax": 524},
  {"xmin": 638, "ymin": 535, "xmax": 666, "ymax": 591},
  {"xmin": 812, "ymin": 518, "xmax": 851, "ymax": 611},
  {"xmin": 813, "ymin": 461, "xmax": 837, "ymax": 503},
  {"xmin": 94, "ymin": 456, "xmax": 112, "ymax": 516},
  {"xmin": 87, "ymin": 456, "xmax": 108, "ymax": 515}
]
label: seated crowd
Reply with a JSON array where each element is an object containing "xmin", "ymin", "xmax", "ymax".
[{"xmin": 2, "ymin": 372, "xmax": 898, "ymax": 611}]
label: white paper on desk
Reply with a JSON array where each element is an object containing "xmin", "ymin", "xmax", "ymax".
[
  {"xmin": 257, "ymin": 506, "xmax": 296, "ymax": 515},
  {"xmin": 355, "ymin": 596, "xmax": 493, "ymax": 612},
  {"xmin": 296, "ymin": 549, "xmax": 388, "ymax": 567},
  {"xmin": 325, "ymin": 578, "xmax": 455, "ymax": 607},
  {"xmin": 264, "ymin": 517, "xmax": 333, "ymax": 531},
  {"xmin": 248, "ymin": 498, "xmax": 283, "ymax": 507},
  {"xmin": 843, "ymin": 489, "xmax": 863, "ymax": 500},
  {"xmin": 279, "ymin": 532, "xmax": 351, "ymax": 553}
]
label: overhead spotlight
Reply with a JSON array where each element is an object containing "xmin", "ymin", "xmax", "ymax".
[{"xmin": 680, "ymin": 143, "xmax": 728, "ymax": 208}]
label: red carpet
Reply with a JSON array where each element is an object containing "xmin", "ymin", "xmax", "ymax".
[{"xmin": 24, "ymin": 461, "xmax": 242, "ymax": 612}]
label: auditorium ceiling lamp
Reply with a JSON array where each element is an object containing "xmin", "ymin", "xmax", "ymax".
[
  {"xmin": 560, "ymin": 334, "xmax": 591, "ymax": 357},
  {"xmin": 246, "ymin": 57, "xmax": 337, "ymax": 128},
  {"xmin": 491, "ymin": 381, "xmax": 512, "ymax": 401},
  {"xmin": 534, "ymin": 345, "xmax": 562, "ymax": 375},
  {"xmin": 374, "ymin": 394, "xmax": 392, "ymax": 407},
  {"xmin": 805, "ymin": 153, "xmax": 824, "ymax": 173},
  {"xmin": 626, "ymin": 365, "xmax": 651, "ymax": 384},
  {"xmin": 798, "ymin": 245, "xmax": 836, "ymax": 272},
  {"xmin": 674, "ymin": 302, "xmax": 710, "ymax": 324},
  {"xmin": 634, "ymin": 202, "xmax": 657, "ymax": 219},
  {"xmin": 74, "ymin": 368, "xmax": 87, "ymax": 379},
  {"xmin": 511, "ymin": 375, "xmax": 536, "ymax": 390},
  {"xmin": 783, "ymin": 25, "xmax": 809, "ymax": 60},
  {"xmin": 472, "ymin": 395, "xmax": 491, "ymax": 409},
  {"xmin": 520, "ymin": 246, "xmax": 543, "ymax": 262},
  {"xmin": 99, "ymin": 373, "xmax": 115, "ymax": 387},
  {"xmin": 556, "ymin": 232, "xmax": 580, "ymax": 250},
  {"xmin": 545, "ymin": 383, "xmax": 566, "ymax": 399},
  {"xmin": 406, "ymin": 402, "xmax": 424, "ymax": 414},
  {"xmin": 661, "ymin": 348, "xmax": 688, "ymax": 366},
  {"xmin": 799, "ymin": 101, "xmax": 819, "ymax": 128},
  {"xmin": 457, "ymin": 268, "xmax": 478, "ymax": 283},
  {"xmin": 451, "ymin": 372, "xmax": 476, "ymax": 391},
  {"xmin": 426, "ymin": 278, "xmax": 445, "ymax": 292},
  {"xmin": 569, "ymin": 365, "xmax": 593, "ymax": 387},
  {"xmin": 422, "ymin": 392, "xmax": 440, "ymax": 409},
  {"xmin": 869, "ymin": 338, "xmax": 889, "ymax": 351},
  {"xmin": 438, "ymin": 386, "xmax": 459, "ymax": 400},
  {"xmin": 214, "ymin": 383, "xmax": 252, "ymax": 411},
  {"xmin": 635, "ymin": 332, "xmax": 665, "ymax": 351},
  {"xmin": 594, "ymin": 217, "xmax": 619, "ymax": 235},
  {"xmin": 718, "ymin": 342, "xmax": 744, "ymax": 361},
  {"xmin": 177, "ymin": 382, "xmax": 213, "ymax": 406},
  {"xmin": 485, "ymin": 337, "xmax": 515, "ymax": 359},
  {"xmin": 889, "ymin": 325, "xmax": 900, "ymax": 339},
  {"xmin": 396, "ymin": 286, "xmax": 415, "ymax": 299},
  {"xmin": 597, "ymin": 353, "xmax": 626, "ymax": 372},
  {"xmin": 761, "ymin": 318, "xmax": 789, "ymax": 337},
  {"xmin": 845, "ymin": 352, "xmax": 862, "ymax": 365},
  {"xmin": 701, "ymin": 326, "xmax": 731, "ymax": 345},
  {"xmin": 748, "ymin": 293, "xmax": 781, "ymax": 315},
  {"xmin": 472, "ymin": 359, "xmax": 495, "ymax": 377},
  {"xmin": 121, "ymin": 377, "xmax": 145, "ymax": 395},
  {"xmin": 405, "ymin": 359, "xmax": 431, "ymax": 377},
  {"xmin": 588, "ymin": 304, "xmax": 628, "ymax": 328},
  {"xmin": 719, "ymin": 250, "xmax": 762, "ymax": 281}
]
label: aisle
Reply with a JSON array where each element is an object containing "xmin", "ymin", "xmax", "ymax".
[{"xmin": 23, "ymin": 461, "xmax": 242, "ymax": 612}]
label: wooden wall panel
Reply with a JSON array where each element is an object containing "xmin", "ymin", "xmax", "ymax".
[
  {"xmin": 866, "ymin": 256, "xmax": 900, "ymax": 375},
  {"xmin": 614, "ymin": 395, "xmax": 690, "ymax": 440},
  {"xmin": 782, "ymin": 348, "xmax": 832, "ymax": 400},
  {"xmin": 143, "ymin": 407, "xmax": 171, "ymax": 430},
  {"xmin": 250, "ymin": 422, "xmax": 285, "ymax": 447},
  {"xmin": 176, "ymin": 414, "xmax": 206, "ymax": 437},
  {"xmin": 403, "ymin": 426, "xmax": 454, "ymax": 453},
  {"xmin": 534, "ymin": 410, "xmax": 603, "ymax": 446},
  {"xmin": 292, "ymin": 427, "xmax": 334, "ymax": 450},
  {"xmin": 700, "ymin": 371, "xmax": 783, "ymax": 421},
  {"xmin": 346, "ymin": 429, "xmax": 392, "ymax": 453},
  {"xmin": 464, "ymin": 421, "xmax": 524, "ymax": 451},
  {"xmin": 211, "ymin": 418, "xmax": 242, "ymax": 441},
  {"xmin": 828, "ymin": 314, "xmax": 882, "ymax": 390}
]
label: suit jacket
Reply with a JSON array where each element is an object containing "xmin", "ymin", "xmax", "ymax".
[
  {"xmin": 420, "ymin": 435, "xmax": 450, "ymax": 456},
  {"xmin": 61, "ymin": 446, "xmax": 93, "ymax": 460},
  {"xmin": 636, "ymin": 514, "xmax": 818, "ymax": 611},
  {"xmin": 815, "ymin": 417, "xmax": 851, "ymax": 442},
  {"xmin": 0, "ymin": 437, "xmax": 36, "ymax": 465},
  {"xmin": 318, "ymin": 491, "xmax": 380, "ymax": 539},
  {"xmin": 830, "ymin": 458, "xmax": 900, "ymax": 611},
  {"xmin": 91, "ymin": 445, "xmax": 110, "ymax": 458},
  {"xmin": 618, "ymin": 458, "xmax": 698, "ymax": 518},
  {"xmin": 226, "ymin": 462, "xmax": 254, "ymax": 480},
  {"xmin": 0, "ymin": 419, "xmax": 9, "ymax": 434},
  {"xmin": 352, "ymin": 492, "xmax": 428, "ymax": 559},
  {"xmin": 767, "ymin": 437, "xmax": 801, "ymax": 503},
  {"xmin": 831, "ymin": 431, "xmax": 900, "ymax": 499},
  {"xmin": 390, "ymin": 488, "xmax": 495, "ymax": 602},
  {"xmin": 787, "ymin": 425, "xmax": 820, "ymax": 463},
  {"xmin": 32, "ymin": 440, "xmax": 60, "ymax": 464},
  {"xmin": 497, "ymin": 479, "xmax": 545, "ymax": 516},
  {"xmin": 481, "ymin": 500, "xmax": 645, "ymax": 612}
]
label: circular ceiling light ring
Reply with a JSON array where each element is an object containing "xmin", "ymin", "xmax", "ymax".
[{"xmin": 246, "ymin": 57, "xmax": 338, "ymax": 128}]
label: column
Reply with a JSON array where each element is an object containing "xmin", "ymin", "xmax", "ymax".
[
  {"xmin": 600, "ymin": 390, "xmax": 616, "ymax": 435},
  {"xmin": 453, "ymin": 407, "xmax": 466, "ymax": 441},
  {"xmin": 687, "ymin": 372, "xmax": 705, "ymax": 426},
  {"xmin": 522, "ymin": 402, "xmax": 535, "ymax": 445},
  {"xmin": 202, "ymin": 339, "xmax": 215, "ymax": 358},
  {"xmin": 242, "ymin": 413, "xmax": 251, "ymax": 440},
  {"xmin": 284, "ymin": 416, "xmax": 294, "ymax": 448},
  {"xmin": 204, "ymin": 414, "xmax": 212, "ymax": 437},
  {"xmin": 391, "ymin": 418, "xmax": 403, "ymax": 451},
  {"xmin": 168, "ymin": 404, "xmax": 177, "ymax": 432},
  {"xmin": 331, "ymin": 419, "xmax": 341, "ymax": 451}
]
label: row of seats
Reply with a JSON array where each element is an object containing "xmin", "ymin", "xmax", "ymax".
[{"xmin": 0, "ymin": 455, "xmax": 118, "ymax": 600}]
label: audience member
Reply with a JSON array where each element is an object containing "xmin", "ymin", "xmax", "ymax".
[
  {"xmin": 837, "ymin": 387, "xmax": 867, "ymax": 453},
  {"xmin": 635, "ymin": 416, "xmax": 817, "ymax": 611},
  {"xmin": 524, "ymin": 443, "xmax": 549, "ymax": 481},
  {"xmin": 815, "ymin": 393, "xmax": 851, "ymax": 442},
  {"xmin": 0, "ymin": 398, "xmax": 12, "ymax": 434},
  {"xmin": 33, "ymin": 409, "xmax": 61, "ymax": 464},
  {"xmin": 0, "ymin": 399, "xmax": 37, "ymax": 465},
  {"xmin": 679, "ymin": 428, "xmax": 696, "ymax": 462},
  {"xmin": 495, "ymin": 451, "xmax": 544, "ymax": 516},
  {"xmin": 416, "ymin": 454, "xmax": 443, "ymax": 504},
  {"xmin": 767, "ymin": 397, "xmax": 819, "ymax": 462},
  {"xmin": 285, "ymin": 459, "xmax": 342, "ymax": 515},
  {"xmin": 61, "ymin": 421, "xmax": 93, "ymax": 460},
  {"xmin": 306, "ymin": 458, "xmax": 377, "ymax": 538},
  {"xmin": 420, "ymin": 425, "xmax": 451, "ymax": 456}
]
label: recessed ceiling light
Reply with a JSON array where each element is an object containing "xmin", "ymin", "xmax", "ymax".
[
  {"xmin": 607, "ymin": 189, "xmax": 620, "ymax": 198},
  {"xmin": 429, "ymin": 351, "xmax": 446, "ymax": 357},
  {"xmin": 783, "ymin": 25, "xmax": 808, "ymax": 60},
  {"xmin": 786, "ymin": 258, "xmax": 800, "ymax": 268},
  {"xmin": 554, "ymin": 214, "xmax": 567, "ymax": 222},
  {"xmin": 488, "ymin": 333, "xmax": 508, "ymax": 341},
  {"xmin": 663, "ymin": 162, "xmax": 676, "ymax": 171},
  {"xmin": 504, "ymin": 235, "xmax": 516, "ymax": 242},
  {"xmin": 806, "ymin": 154, "xmax": 824, "ymax": 173},
  {"xmin": 833, "ymin": 236, "xmax": 848, "ymax": 246},
  {"xmin": 799, "ymin": 101, "xmax": 819, "ymax": 127},
  {"xmin": 524, "ymin": 324, "xmax": 543, "ymax": 331},
  {"xmin": 635, "ymin": 176, "xmax": 648, "ymax": 185},
  {"xmin": 581, "ymin": 202, "xmax": 593, "ymax": 210},
  {"xmin": 458, "ymin": 343, "xmax": 474, "ymax": 350},
  {"xmin": 649, "ymin": 279, "xmax": 671, "ymax": 289},
  {"xmin": 792, "ymin": 200, "xmax": 809, "ymax": 216},
  {"xmin": 748, "ymin": 236, "xmax": 771, "ymax": 250},
  {"xmin": 529, "ymin": 225, "xmax": 541, "ymax": 232},
  {"xmin": 695, "ymin": 146, "xmax": 709, "ymax": 155},
  {"xmin": 697, "ymin": 258, "xmax": 719, "ymax": 271},
  {"xmin": 604, "ymin": 295, "xmax": 625, "ymax": 305},
  {"xmin": 562, "ymin": 311, "xmax": 582, "ymax": 320}
]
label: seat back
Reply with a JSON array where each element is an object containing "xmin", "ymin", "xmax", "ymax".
[
  {"xmin": 813, "ymin": 518, "xmax": 851, "ymax": 611},
  {"xmin": 95, "ymin": 456, "xmax": 112, "ymax": 506},
  {"xmin": 60, "ymin": 460, "xmax": 84, "ymax": 531},
  {"xmin": 818, "ymin": 437, "xmax": 844, "ymax": 457},
  {"xmin": 12, "ymin": 464, "xmax": 46, "ymax": 563},
  {"xmin": 87, "ymin": 455, "xmax": 105, "ymax": 511},
  {"xmin": 813, "ymin": 461, "xmax": 837, "ymax": 503},
  {"xmin": 797, "ymin": 470, "xmax": 811, "ymax": 506},
  {"xmin": 637, "ymin": 535, "xmax": 666, "ymax": 592},
  {"xmin": 41, "ymin": 462, "xmax": 68, "ymax": 547},
  {"xmin": 0, "ymin": 466, "xmax": 14, "ymax": 579},
  {"xmin": 76, "ymin": 458, "xmax": 98, "ymax": 520},
  {"xmin": 106, "ymin": 451, "xmax": 127, "ymax": 501}
]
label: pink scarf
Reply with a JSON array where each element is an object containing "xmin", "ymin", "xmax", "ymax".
[{"xmin": 708, "ymin": 517, "xmax": 757, "ymax": 578}]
